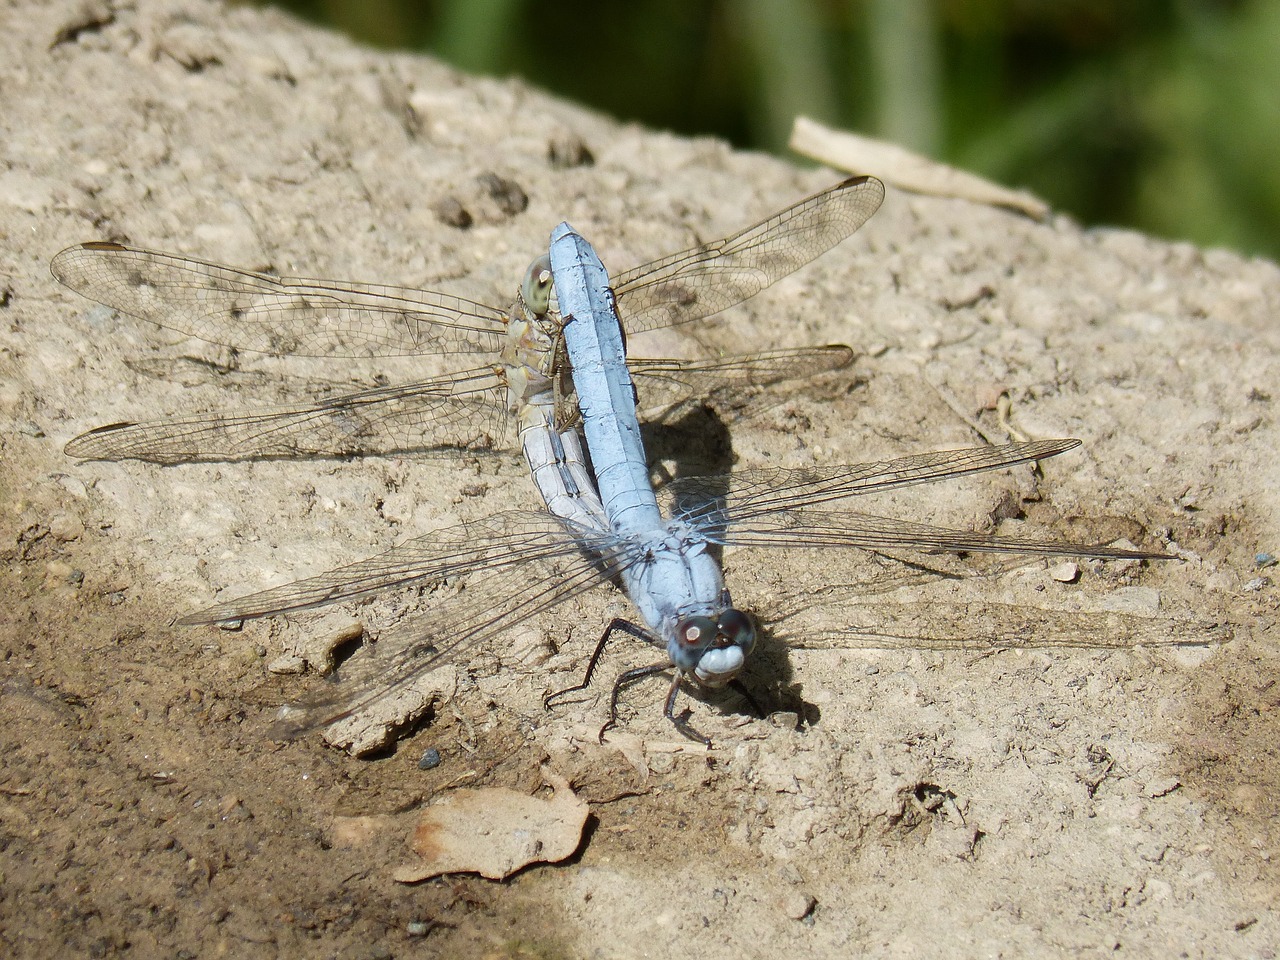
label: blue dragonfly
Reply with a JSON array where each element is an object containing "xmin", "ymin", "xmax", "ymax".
[{"xmin": 535, "ymin": 223, "xmax": 1173, "ymax": 743}]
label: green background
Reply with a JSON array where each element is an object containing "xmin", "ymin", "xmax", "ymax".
[{"xmin": 246, "ymin": 0, "xmax": 1280, "ymax": 261}]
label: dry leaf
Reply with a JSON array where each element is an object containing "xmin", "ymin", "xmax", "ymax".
[
  {"xmin": 394, "ymin": 767, "xmax": 588, "ymax": 882},
  {"xmin": 789, "ymin": 115, "xmax": 1050, "ymax": 220}
]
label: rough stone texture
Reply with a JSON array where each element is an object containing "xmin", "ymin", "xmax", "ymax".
[{"xmin": 1, "ymin": 1, "xmax": 1277, "ymax": 957}]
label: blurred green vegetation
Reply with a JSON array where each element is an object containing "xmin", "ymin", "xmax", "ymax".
[{"xmin": 246, "ymin": 0, "xmax": 1279, "ymax": 260}]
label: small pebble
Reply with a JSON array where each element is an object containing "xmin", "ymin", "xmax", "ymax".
[
  {"xmin": 547, "ymin": 133, "xmax": 594, "ymax": 169},
  {"xmin": 648, "ymin": 752, "xmax": 676, "ymax": 775},
  {"xmin": 50, "ymin": 514, "xmax": 84, "ymax": 541},
  {"xmin": 767, "ymin": 711, "xmax": 799, "ymax": 731},
  {"xmin": 267, "ymin": 653, "xmax": 306, "ymax": 675},
  {"xmin": 433, "ymin": 196, "xmax": 472, "ymax": 229},
  {"xmin": 55, "ymin": 475, "xmax": 88, "ymax": 499},
  {"xmin": 476, "ymin": 172, "xmax": 527, "ymax": 216},
  {"xmin": 417, "ymin": 748, "xmax": 442, "ymax": 771},
  {"xmin": 45, "ymin": 559, "xmax": 74, "ymax": 578},
  {"xmin": 1049, "ymin": 561, "xmax": 1080, "ymax": 583},
  {"xmin": 406, "ymin": 920, "xmax": 432, "ymax": 937},
  {"xmin": 783, "ymin": 891, "xmax": 816, "ymax": 921}
]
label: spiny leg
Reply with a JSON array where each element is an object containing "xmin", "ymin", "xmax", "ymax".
[
  {"xmin": 599, "ymin": 665, "xmax": 716, "ymax": 747},
  {"xmin": 544, "ymin": 616, "xmax": 700, "ymax": 743},
  {"xmin": 545, "ymin": 616, "xmax": 749, "ymax": 746},
  {"xmin": 660, "ymin": 671, "xmax": 712, "ymax": 747},
  {"xmin": 604, "ymin": 662, "xmax": 681, "ymax": 743},
  {"xmin": 545, "ymin": 617, "xmax": 656, "ymax": 709}
]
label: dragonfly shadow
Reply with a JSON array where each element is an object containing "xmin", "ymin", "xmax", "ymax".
[
  {"xmin": 740, "ymin": 617, "xmax": 820, "ymax": 730},
  {"xmin": 641, "ymin": 402, "xmax": 736, "ymax": 481}
]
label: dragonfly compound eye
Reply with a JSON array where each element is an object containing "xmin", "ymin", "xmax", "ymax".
[
  {"xmin": 679, "ymin": 611, "xmax": 756, "ymax": 687},
  {"xmin": 677, "ymin": 616, "xmax": 718, "ymax": 650},
  {"xmin": 717, "ymin": 608, "xmax": 756, "ymax": 657},
  {"xmin": 521, "ymin": 254, "xmax": 553, "ymax": 316}
]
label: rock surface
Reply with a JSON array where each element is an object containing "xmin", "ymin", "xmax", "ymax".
[{"xmin": 1, "ymin": 0, "xmax": 1277, "ymax": 956}]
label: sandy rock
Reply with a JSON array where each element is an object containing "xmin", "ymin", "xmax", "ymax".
[{"xmin": 0, "ymin": 0, "xmax": 1276, "ymax": 957}]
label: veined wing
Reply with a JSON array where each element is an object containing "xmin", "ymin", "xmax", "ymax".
[
  {"xmin": 180, "ymin": 510, "xmax": 626, "ymax": 625},
  {"xmin": 64, "ymin": 367, "xmax": 511, "ymax": 463},
  {"xmin": 269, "ymin": 524, "xmax": 641, "ymax": 739},
  {"xmin": 717, "ymin": 508, "xmax": 1164, "ymax": 560},
  {"xmin": 177, "ymin": 510, "xmax": 639, "ymax": 738},
  {"xmin": 612, "ymin": 176, "xmax": 884, "ymax": 334},
  {"xmin": 667, "ymin": 439, "xmax": 1085, "ymax": 517},
  {"xmin": 51, "ymin": 179, "xmax": 881, "ymax": 357},
  {"xmin": 769, "ymin": 597, "xmax": 1231, "ymax": 651},
  {"xmin": 629, "ymin": 345, "xmax": 854, "ymax": 412},
  {"xmin": 50, "ymin": 242, "xmax": 508, "ymax": 358},
  {"xmin": 269, "ymin": 553, "xmax": 621, "ymax": 741},
  {"xmin": 669, "ymin": 440, "xmax": 1168, "ymax": 561},
  {"xmin": 61, "ymin": 347, "xmax": 853, "ymax": 463}
]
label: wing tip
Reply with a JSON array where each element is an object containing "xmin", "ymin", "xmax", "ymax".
[
  {"xmin": 51, "ymin": 239, "xmax": 127, "ymax": 271},
  {"xmin": 64, "ymin": 424, "xmax": 135, "ymax": 460}
]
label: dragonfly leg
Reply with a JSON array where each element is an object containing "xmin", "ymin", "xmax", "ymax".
[
  {"xmin": 661, "ymin": 672, "xmax": 713, "ymax": 747},
  {"xmin": 543, "ymin": 618, "xmax": 714, "ymax": 745},
  {"xmin": 600, "ymin": 661, "xmax": 677, "ymax": 743},
  {"xmin": 544, "ymin": 617, "xmax": 656, "ymax": 708}
]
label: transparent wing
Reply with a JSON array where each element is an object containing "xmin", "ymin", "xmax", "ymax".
[
  {"xmin": 265, "ymin": 526, "xmax": 640, "ymax": 737},
  {"xmin": 768, "ymin": 596, "xmax": 1232, "ymax": 651},
  {"xmin": 61, "ymin": 347, "xmax": 852, "ymax": 463},
  {"xmin": 629, "ymin": 344, "xmax": 854, "ymax": 412},
  {"xmin": 612, "ymin": 176, "xmax": 884, "ymax": 334},
  {"xmin": 64, "ymin": 367, "xmax": 511, "ymax": 463},
  {"xmin": 663, "ymin": 439, "xmax": 1167, "ymax": 562},
  {"xmin": 181, "ymin": 509, "xmax": 642, "ymax": 735},
  {"xmin": 50, "ymin": 242, "xmax": 509, "ymax": 358},
  {"xmin": 180, "ymin": 510, "xmax": 625, "ymax": 625},
  {"xmin": 665, "ymin": 439, "xmax": 1083, "ymax": 518},
  {"xmin": 719, "ymin": 508, "xmax": 1163, "ymax": 560}
]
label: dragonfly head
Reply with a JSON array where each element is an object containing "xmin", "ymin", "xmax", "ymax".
[
  {"xmin": 521, "ymin": 254, "xmax": 553, "ymax": 317},
  {"xmin": 671, "ymin": 608, "xmax": 756, "ymax": 688}
]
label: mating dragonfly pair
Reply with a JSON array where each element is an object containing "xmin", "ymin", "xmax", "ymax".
[{"xmin": 51, "ymin": 175, "xmax": 1166, "ymax": 747}]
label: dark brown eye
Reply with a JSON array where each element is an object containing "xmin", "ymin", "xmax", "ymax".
[
  {"xmin": 718, "ymin": 609, "xmax": 751, "ymax": 642},
  {"xmin": 716, "ymin": 608, "xmax": 756, "ymax": 656}
]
